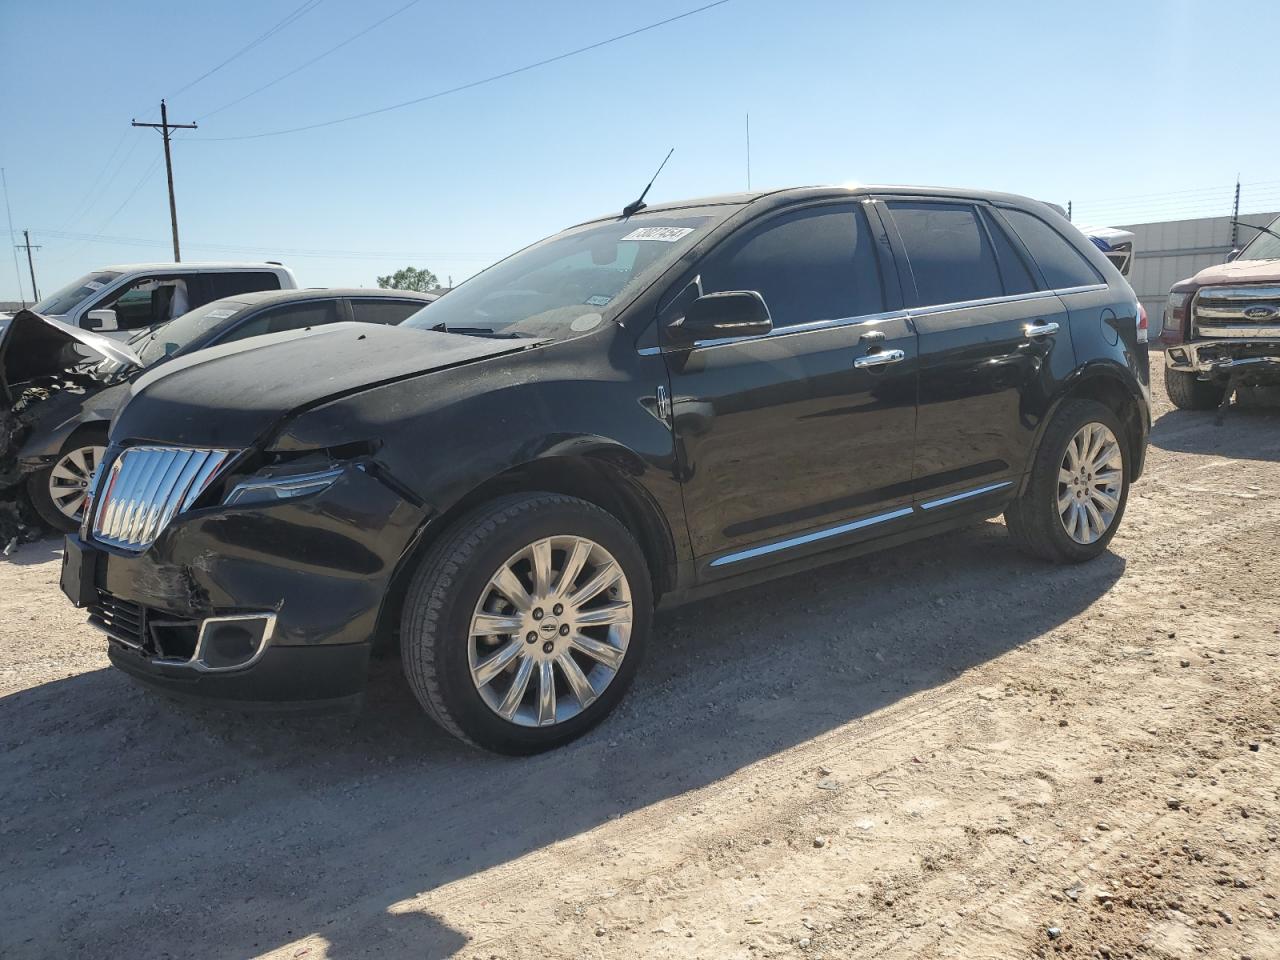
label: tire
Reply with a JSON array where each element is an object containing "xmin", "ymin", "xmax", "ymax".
[
  {"xmin": 1165, "ymin": 367, "xmax": 1225, "ymax": 411},
  {"xmin": 400, "ymin": 492, "xmax": 653, "ymax": 754},
  {"xmin": 26, "ymin": 428, "xmax": 109, "ymax": 534},
  {"xmin": 1005, "ymin": 399, "xmax": 1130, "ymax": 564}
]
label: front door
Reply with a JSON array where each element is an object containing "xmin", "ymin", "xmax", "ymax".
[{"xmin": 662, "ymin": 200, "xmax": 919, "ymax": 575}]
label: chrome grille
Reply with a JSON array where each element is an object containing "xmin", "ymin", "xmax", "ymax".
[
  {"xmin": 1194, "ymin": 285, "xmax": 1280, "ymax": 339},
  {"xmin": 90, "ymin": 446, "xmax": 234, "ymax": 551}
]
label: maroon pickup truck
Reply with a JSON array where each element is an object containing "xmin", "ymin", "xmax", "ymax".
[{"xmin": 1160, "ymin": 215, "xmax": 1280, "ymax": 410}]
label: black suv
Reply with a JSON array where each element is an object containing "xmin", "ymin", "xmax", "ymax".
[{"xmin": 59, "ymin": 186, "xmax": 1150, "ymax": 753}]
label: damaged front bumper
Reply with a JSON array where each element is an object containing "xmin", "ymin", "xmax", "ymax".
[
  {"xmin": 1163, "ymin": 339, "xmax": 1280, "ymax": 383},
  {"xmin": 61, "ymin": 462, "xmax": 426, "ymax": 708}
]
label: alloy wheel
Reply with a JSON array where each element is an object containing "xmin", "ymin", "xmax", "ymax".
[
  {"xmin": 1057, "ymin": 422, "xmax": 1123, "ymax": 545},
  {"xmin": 468, "ymin": 535, "xmax": 633, "ymax": 728},
  {"xmin": 47, "ymin": 445, "xmax": 106, "ymax": 522}
]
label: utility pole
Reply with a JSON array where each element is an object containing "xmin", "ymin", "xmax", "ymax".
[
  {"xmin": 15, "ymin": 229, "xmax": 40, "ymax": 302},
  {"xmin": 745, "ymin": 113, "xmax": 752, "ymax": 191},
  {"xmin": 132, "ymin": 100, "xmax": 197, "ymax": 261},
  {"xmin": 1230, "ymin": 176, "xmax": 1241, "ymax": 249}
]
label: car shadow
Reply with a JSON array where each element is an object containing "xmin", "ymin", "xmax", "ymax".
[
  {"xmin": 2, "ymin": 535, "xmax": 62, "ymax": 567},
  {"xmin": 0, "ymin": 520, "xmax": 1124, "ymax": 959},
  {"xmin": 1150, "ymin": 401, "xmax": 1280, "ymax": 463}
]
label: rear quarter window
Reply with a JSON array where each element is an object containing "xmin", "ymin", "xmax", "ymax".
[
  {"xmin": 349, "ymin": 299, "xmax": 429, "ymax": 325},
  {"xmin": 998, "ymin": 209, "xmax": 1104, "ymax": 290}
]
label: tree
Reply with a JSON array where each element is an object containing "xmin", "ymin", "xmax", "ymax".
[{"xmin": 376, "ymin": 266, "xmax": 441, "ymax": 292}]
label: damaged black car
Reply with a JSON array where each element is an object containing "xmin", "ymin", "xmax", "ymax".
[{"xmin": 59, "ymin": 186, "xmax": 1150, "ymax": 754}]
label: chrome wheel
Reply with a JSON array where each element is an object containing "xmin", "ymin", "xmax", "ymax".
[
  {"xmin": 47, "ymin": 445, "xmax": 106, "ymax": 522},
  {"xmin": 468, "ymin": 535, "xmax": 633, "ymax": 728},
  {"xmin": 1057, "ymin": 422, "xmax": 1123, "ymax": 545}
]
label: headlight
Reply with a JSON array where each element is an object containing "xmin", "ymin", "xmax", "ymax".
[
  {"xmin": 224, "ymin": 466, "xmax": 344, "ymax": 507},
  {"xmin": 1164, "ymin": 292, "xmax": 1190, "ymax": 333}
]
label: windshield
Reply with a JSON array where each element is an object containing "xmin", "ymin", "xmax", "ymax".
[
  {"xmin": 32, "ymin": 271, "xmax": 123, "ymax": 316},
  {"xmin": 1238, "ymin": 216, "xmax": 1280, "ymax": 261},
  {"xmin": 129, "ymin": 298, "xmax": 250, "ymax": 367},
  {"xmin": 401, "ymin": 215, "xmax": 713, "ymax": 340}
]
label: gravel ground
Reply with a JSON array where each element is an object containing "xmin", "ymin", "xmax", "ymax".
[{"xmin": 2, "ymin": 354, "xmax": 1278, "ymax": 960}]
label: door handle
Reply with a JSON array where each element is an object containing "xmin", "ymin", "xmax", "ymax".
[
  {"xmin": 1024, "ymin": 321, "xmax": 1060, "ymax": 337},
  {"xmin": 854, "ymin": 348, "xmax": 906, "ymax": 369}
]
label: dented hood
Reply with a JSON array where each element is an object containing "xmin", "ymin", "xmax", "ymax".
[
  {"xmin": 1190, "ymin": 258, "xmax": 1280, "ymax": 287},
  {"xmin": 0, "ymin": 310, "xmax": 139, "ymax": 404},
  {"xmin": 112, "ymin": 321, "xmax": 546, "ymax": 448}
]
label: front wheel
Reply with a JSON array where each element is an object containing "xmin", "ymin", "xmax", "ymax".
[
  {"xmin": 1165, "ymin": 367, "xmax": 1225, "ymax": 411},
  {"xmin": 1006, "ymin": 399, "xmax": 1130, "ymax": 563},
  {"xmin": 26, "ymin": 429, "xmax": 109, "ymax": 533},
  {"xmin": 400, "ymin": 493, "xmax": 652, "ymax": 754}
]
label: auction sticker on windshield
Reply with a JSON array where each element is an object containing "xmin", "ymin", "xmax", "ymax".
[{"xmin": 620, "ymin": 226, "xmax": 695, "ymax": 242}]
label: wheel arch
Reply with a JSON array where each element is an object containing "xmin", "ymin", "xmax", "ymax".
[
  {"xmin": 1022, "ymin": 363, "xmax": 1148, "ymax": 492},
  {"xmin": 371, "ymin": 446, "xmax": 678, "ymax": 650}
]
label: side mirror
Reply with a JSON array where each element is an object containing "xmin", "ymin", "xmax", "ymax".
[
  {"xmin": 1226, "ymin": 249, "xmax": 1241, "ymax": 262},
  {"xmin": 668, "ymin": 290, "xmax": 772, "ymax": 343},
  {"xmin": 85, "ymin": 308, "xmax": 118, "ymax": 332}
]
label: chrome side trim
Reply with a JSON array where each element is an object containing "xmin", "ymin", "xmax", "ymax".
[
  {"xmin": 708, "ymin": 507, "xmax": 913, "ymax": 567},
  {"xmin": 919, "ymin": 480, "xmax": 1013, "ymax": 511}
]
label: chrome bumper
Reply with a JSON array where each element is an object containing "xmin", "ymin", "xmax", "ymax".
[{"xmin": 1164, "ymin": 340, "xmax": 1280, "ymax": 377}]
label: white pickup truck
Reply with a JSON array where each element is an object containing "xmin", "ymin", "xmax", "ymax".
[{"xmin": 7, "ymin": 261, "xmax": 297, "ymax": 341}]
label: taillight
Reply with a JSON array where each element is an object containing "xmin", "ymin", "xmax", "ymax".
[{"xmin": 1136, "ymin": 303, "xmax": 1148, "ymax": 343}]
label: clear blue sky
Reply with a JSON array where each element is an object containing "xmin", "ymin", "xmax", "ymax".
[{"xmin": 2, "ymin": 0, "xmax": 1278, "ymax": 302}]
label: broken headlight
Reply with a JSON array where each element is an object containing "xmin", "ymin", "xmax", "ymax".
[{"xmin": 223, "ymin": 465, "xmax": 344, "ymax": 507}]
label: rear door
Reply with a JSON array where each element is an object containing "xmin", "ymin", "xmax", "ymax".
[
  {"xmin": 878, "ymin": 197, "xmax": 1074, "ymax": 513},
  {"xmin": 662, "ymin": 199, "xmax": 920, "ymax": 574}
]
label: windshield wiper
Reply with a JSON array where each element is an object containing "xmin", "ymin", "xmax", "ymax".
[
  {"xmin": 1232, "ymin": 219, "xmax": 1280, "ymax": 243},
  {"xmin": 441, "ymin": 326, "xmax": 528, "ymax": 339}
]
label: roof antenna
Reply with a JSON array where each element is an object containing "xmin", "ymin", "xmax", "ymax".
[{"xmin": 622, "ymin": 147, "xmax": 674, "ymax": 218}]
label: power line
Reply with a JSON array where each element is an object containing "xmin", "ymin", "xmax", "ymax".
[
  {"xmin": 195, "ymin": 0, "xmax": 424, "ymax": 121},
  {"xmin": 170, "ymin": 0, "xmax": 326, "ymax": 100},
  {"xmin": 192, "ymin": 0, "xmax": 733, "ymax": 141},
  {"xmin": 55, "ymin": 132, "xmax": 129, "ymax": 232},
  {"xmin": 2, "ymin": 168, "xmax": 26, "ymax": 305},
  {"xmin": 32, "ymin": 227, "xmax": 502, "ymax": 262}
]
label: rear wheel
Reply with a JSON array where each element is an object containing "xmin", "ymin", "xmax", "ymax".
[
  {"xmin": 1165, "ymin": 367, "xmax": 1225, "ymax": 411},
  {"xmin": 1006, "ymin": 399, "xmax": 1129, "ymax": 563},
  {"xmin": 400, "ymin": 493, "xmax": 652, "ymax": 754},
  {"xmin": 26, "ymin": 429, "xmax": 108, "ymax": 533}
]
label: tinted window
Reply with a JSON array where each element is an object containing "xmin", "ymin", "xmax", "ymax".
[
  {"xmin": 698, "ymin": 204, "xmax": 884, "ymax": 327},
  {"xmin": 222, "ymin": 300, "xmax": 340, "ymax": 343},
  {"xmin": 203, "ymin": 271, "xmax": 282, "ymax": 302},
  {"xmin": 350, "ymin": 298, "xmax": 426, "ymax": 325},
  {"xmin": 886, "ymin": 201, "xmax": 1003, "ymax": 307},
  {"xmin": 981, "ymin": 208, "xmax": 1038, "ymax": 294},
  {"xmin": 999, "ymin": 209, "xmax": 1103, "ymax": 289}
]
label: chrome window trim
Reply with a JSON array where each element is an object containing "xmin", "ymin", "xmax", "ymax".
[
  {"xmin": 638, "ymin": 284, "xmax": 1108, "ymax": 356},
  {"xmin": 919, "ymin": 480, "xmax": 1014, "ymax": 511}
]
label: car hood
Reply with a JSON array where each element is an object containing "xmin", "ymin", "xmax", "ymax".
[
  {"xmin": 112, "ymin": 321, "xmax": 547, "ymax": 448},
  {"xmin": 1190, "ymin": 258, "xmax": 1280, "ymax": 287},
  {"xmin": 1, "ymin": 309, "xmax": 140, "ymax": 406}
]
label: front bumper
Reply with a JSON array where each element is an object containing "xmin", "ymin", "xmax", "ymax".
[
  {"xmin": 1164, "ymin": 340, "xmax": 1280, "ymax": 380},
  {"xmin": 63, "ymin": 463, "xmax": 425, "ymax": 705}
]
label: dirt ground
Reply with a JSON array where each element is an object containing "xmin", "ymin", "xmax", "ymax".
[{"xmin": 2, "ymin": 353, "xmax": 1278, "ymax": 960}]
